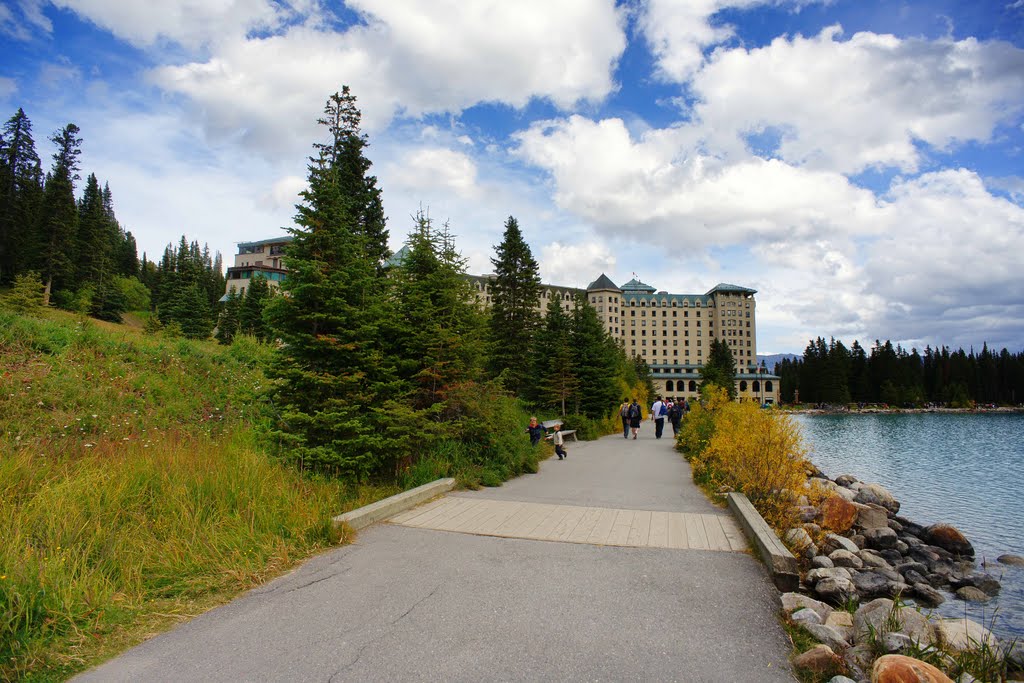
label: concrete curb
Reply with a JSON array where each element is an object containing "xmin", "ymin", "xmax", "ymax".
[
  {"xmin": 726, "ymin": 492, "xmax": 799, "ymax": 592},
  {"xmin": 333, "ymin": 477, "xmax": 457, "ymax": 531}
]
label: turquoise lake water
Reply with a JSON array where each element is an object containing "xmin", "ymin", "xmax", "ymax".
[{"xmin": 794, "ymin": 413, "xmax": 1024, "ymax": 640}]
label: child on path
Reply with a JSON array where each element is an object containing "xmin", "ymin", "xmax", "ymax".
[
  {"xmin": 553, "ymin": 424, "xmax": 567, "ymax": 460},
  {"xmin": 526, "ymin": 417, "xmax": 544, "ymax": 446}
]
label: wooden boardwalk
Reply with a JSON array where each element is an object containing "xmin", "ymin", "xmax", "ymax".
[{"xmin": 388, "ymin": 495, "xmax": 747, "ymax": 552}]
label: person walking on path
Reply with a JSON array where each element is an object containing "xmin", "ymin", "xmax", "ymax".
[
  {"xmin": 618, "ymin": 398, "xmax": 631, "ymax": 438},
  {"xmin": 553, "ymin": 424, "xmax": 567, "ymax": 459},
  {"xmin": 651, "ymin": 396, "xmax": 666, "ymax": 439},
  {"xmin": 668, "ymin": 400, "xmax": 682, "ymax": 436},
  {"xmin": 526, "ymin": 417, "xmax": 544, "ymax": 446},
  {"xmin": 628, "ymin": 398, "xmax": 642, "ymax": 439}
]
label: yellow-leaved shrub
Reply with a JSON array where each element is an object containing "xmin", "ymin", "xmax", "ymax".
[{"xmin": 683, "ymin": 390, "xmax": 809, "ymax": 531}]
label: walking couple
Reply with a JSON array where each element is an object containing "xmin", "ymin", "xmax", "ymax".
[{"xmin": 618, "ymin": 398, "xmax": 642, "ymax": 439}]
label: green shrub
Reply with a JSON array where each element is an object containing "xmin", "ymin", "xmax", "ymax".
[
  {"xmin": 562, "ymin": 413, "xmax": 602, "ymax": 440},
  {"xmin": 2, "ymin": 272, "xmax": 44, "ymax": 313}
]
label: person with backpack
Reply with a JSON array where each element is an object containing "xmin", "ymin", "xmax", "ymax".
[
  {"xmin": 618, "ymin": 398, "xmax": 631, "ymax": 438},
  {"xmin": 628, "ymin": 398, "xmax": 642, "ymax": 439},
  {"xmin": 651, "ymin": 396, "xmax": 667, "ymax": 439},
  {"xmin": 668, "ymin": 400, "xmax": 683, "ymax": 436}
]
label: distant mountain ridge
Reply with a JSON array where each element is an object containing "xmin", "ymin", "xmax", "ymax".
[{"xmin": 757, "ymin": 353, "xmax": 799, "ymax": 373}]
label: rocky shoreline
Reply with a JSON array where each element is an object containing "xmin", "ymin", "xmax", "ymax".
[{"xmin": 782, "ymin": 467, "xmax": 1023, "ymax": 681}]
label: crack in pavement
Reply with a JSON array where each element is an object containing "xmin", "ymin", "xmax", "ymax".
[
  {"xmin": 327, "ymin": 584, "xmax": 442, "ymax": 682},
  {"xmin": 255, "ymin": 565, "xmax": 352, "ymax": 597}
]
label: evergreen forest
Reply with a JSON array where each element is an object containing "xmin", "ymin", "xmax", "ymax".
[
  {"xmin": 0, "ymin": 107, "xmax": 228, "ymax": 328},
  {"xmin": 775, "ymin": 337, "xmax": 1024, "ymax": 408}
]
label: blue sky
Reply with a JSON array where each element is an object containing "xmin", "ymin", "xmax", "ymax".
[{"xmin": 2, "ymin": 0, "xmax": 1023, "ymax": 354}]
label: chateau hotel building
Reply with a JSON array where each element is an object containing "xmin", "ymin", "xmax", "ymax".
[{"xmin": 225, "ymin": 237, "xmax": 779, "ymax": 404}]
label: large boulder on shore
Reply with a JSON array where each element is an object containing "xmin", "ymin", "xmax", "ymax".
[
  {"xmin": 871, "ymin": 654, "xmax": 953, "ymax": 683},
  {"xmin": 782, "ymin": 592, "xmax": 833, "ymax": 621},
  {"xmin": 951, "ymin": 572, "xmax": 1000, "ymax": 596},
  {"xmin": 921, "ymin": 524, "xmax": 974, "ymax": 557},
  {"xmin": 863, "ymin": 526, "xmax": 899, "ymax": 550},
  {"xmin": 821, "ymin": 495, "xmax": 858, "ymax": 532},
  {"xmin": 911, "ymin": 582, "xmax": 944, "ymax": 608},
  {"xmin": 793, "ymin": 644, "xmax": 845, "ymax": 677},
  {"xmin": 933, "ymin": 617, "xmax": 998, "ymax": 651},
  {"xmin": 855, "ymin": 502, "xmax": 890, "ymax": 530},
  {"xmin": 855, "ymin": 483, "xmax": 901, "ymax": 513},
  {"xmin": 854, "ymin": 598, "xmax": 936, "ymax": 646},
  {"xmin": 851, "ymin": 570, "xmax": 891, "ymax": 600},
  {"xmin": 815, "ymin": 576, "xmax": 860, "ymax": 606},
  {"xmin": 784, "ymin": 527, "xmax": 817, "ymax": 559},
  {"xmin": 823, "ymin": 532, "xmax": 860, "ymax": 555}
]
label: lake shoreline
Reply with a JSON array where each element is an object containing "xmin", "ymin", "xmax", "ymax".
[
  {"xmin": 793, "ymin": 412, "xmax": 1024, "ymax": 643},
  {"xmin": 784, "ymin": 405, "xmax": 1023, "ymax": 415}
]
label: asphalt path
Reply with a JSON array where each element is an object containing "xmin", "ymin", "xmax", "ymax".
[{"xmin": 75, "ymin": 427, "xmax": 795, "ymax": 682}]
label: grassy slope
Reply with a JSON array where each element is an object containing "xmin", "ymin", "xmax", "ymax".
[{"xmin": 0, "ymin": 309, "xmax": 396, "ymax": 681}]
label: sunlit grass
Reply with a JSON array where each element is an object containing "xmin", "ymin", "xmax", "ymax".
[{"xmin": 0, "ymin": 309, "xmax": 378, "ymax": 680}]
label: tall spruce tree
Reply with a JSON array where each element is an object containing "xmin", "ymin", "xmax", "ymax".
[
  {"xmin": 215, "ymin": 287, "xmax": 243, "ymax": 345},
  {"xmin": 570, "ymin": 294, "xmax": 620, "ymax": 418},
  {"xmin": 239, "ymin": 274, "xmax": 271, "ymax": 341},
  {"xmin": 0, "ymin": 108, "xmax": 44, "ymax": 284},
  {"xmin": 701, "ymin": 337, "xmax": 737, "ymax": 399},
  {"xmin": 266, "ymin": 88, "xmax": 396, "ymax": 477},
  {"xmin": 36, "ymin": 123, "xmax": 82, "ymax": 304},
  {"xmin": 75, "ymin": 173, "xmax": 110, "ymax": 286},
  {"xmin": 393, "ymin": 212, "xmax": 484, "ymax": 412},
  {"xmin": 532, "ymin": 297, "xmax": 578, "ymax": 415},
  {"xmin": 486, "ymin": 216, "xmax": 542, "ymax": 395}
]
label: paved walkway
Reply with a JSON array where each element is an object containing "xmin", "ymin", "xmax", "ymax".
[{"xmin": 76, "ymin": 430, "xmax": 795, "ymax": 682}]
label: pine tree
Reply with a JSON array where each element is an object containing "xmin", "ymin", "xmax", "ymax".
[
  {"xmin": 239, "ymin": 274, "xmax": 271, "ymax": 341},
  {"xmin": 701, "ymin": 337, "xmax": 737, "ymax": 399},
  {"xmin": 532, "ymin": 297, "xmax": 578, "ymax": 415},
  {"xmin": 266, "ymin": 89, "xmax": 397, "ymax": 478},
  {"xmin": 570, "ymin": 294, "xmax": 620, "ymax": 418},
  {"xmin": 216, "ymin": 287, "xmax": 242, "ymax": 345},
  {"xmin": 486, "ymin": 216, "xmax": 542, "ymax": 395},
  {"xmin": 36, "ymin": 123, "xmax": 81, "ymax": 304},
  {"xmin": 392, "ymin": 211, "xmax": 484, "ymax": 412},
  {"xmin": 75, "ymin": 173, "xmax": 110, "ymax": 286},
  {"xmin": 0, "ymin": 109, "xmax": 44, "ymax": 284}
]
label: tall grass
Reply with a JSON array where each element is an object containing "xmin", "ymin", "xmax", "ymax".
[
  {"xmin": 0, "ymin": 310, "xmax": 359, "ymax": 680},
  {"xmin": 0, "ymin": 432, "xmax": 351, "ymax": 680}
]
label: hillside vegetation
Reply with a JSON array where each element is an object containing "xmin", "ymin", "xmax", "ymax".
[{"xmin": 0, "ymin": 309, "xmax": 392, "ymax": 681}]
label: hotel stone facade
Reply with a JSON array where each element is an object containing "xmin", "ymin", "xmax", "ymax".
[{"xmin": 226, "ymin": 238, "xmax": 779, "ymax": 403}]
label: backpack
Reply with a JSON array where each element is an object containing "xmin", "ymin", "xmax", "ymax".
[
  {"xmin": 628, "ymin": 404, "xmax": 639, "ymax": 419},
  {"xmin": 620, "ymin": 403, "xmax": 630, "ymax": 417},
  {"xmin": 659, "ymin": 403, "xmax": 668, "ymax": 417}
]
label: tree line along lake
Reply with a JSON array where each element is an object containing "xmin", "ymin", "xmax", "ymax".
[{"xmin": 794, "ymin": 412, "xmax": 1024, "ymax": 641}]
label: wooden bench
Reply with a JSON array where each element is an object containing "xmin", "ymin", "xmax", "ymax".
[{"xmin": 541, "ymin": 420, "xmax": 577, "ymax": 442}]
